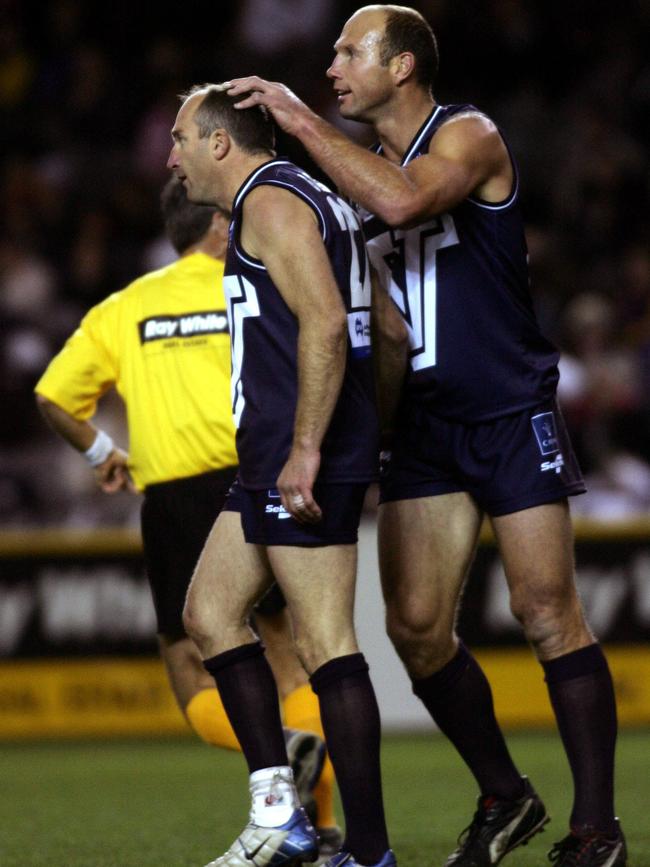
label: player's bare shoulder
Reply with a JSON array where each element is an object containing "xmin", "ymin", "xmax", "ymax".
[
  {"xmin": 244, "ymin": 183, "xmax": 318, "ymax": 239},
  {"xmin": 242, "ymin": 183, "xmax": 290, "ymax": 227},
  {"xmin": 431, "ymin": 111, "xmax": 506, "ymax": 163},
  {"xmin": 243, "ymin": 184, "xmax": 317, "ymax": 225},
  {"xmin": 240, "ymin": 183, "xmax": 320, "ymax": 264},
  {"xmin": 430, "ymin": 110, "xmax": 513, "ymax": 202}
]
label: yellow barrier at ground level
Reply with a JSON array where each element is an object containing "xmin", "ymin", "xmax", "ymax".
[
  {"xmin": 0, "ymin": 658, "xmax": 188, "ymax": 739},
  {"xmin": 476, "ymin": 644, "xmax": 650, "ymax": 728},
  {"xmin": 0, "ymin": 645, "xmax": 649, "ymax": 739}
]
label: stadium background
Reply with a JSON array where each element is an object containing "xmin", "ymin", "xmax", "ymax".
[
  {"xmin": 0, "ymin": 6, "xmax": 650, "ymax": 867},
  {"xmin": 0, "ymin": 2, "xmax": 649, "ymax": 860}
]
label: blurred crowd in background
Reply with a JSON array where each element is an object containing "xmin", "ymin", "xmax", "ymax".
[{"xmin": 1, "ymin": 0, "xmax": 649, "ymax": 526}]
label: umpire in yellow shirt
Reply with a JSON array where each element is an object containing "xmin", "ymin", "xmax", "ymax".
[{"xmin": 35, "ymin": 178, "xmax": 340, "ymax": 852}]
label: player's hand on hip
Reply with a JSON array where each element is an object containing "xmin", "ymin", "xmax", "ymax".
[
  {"xmin": 94, "ymin": 449, "xmax": 137, "ymax": 494},
  {"xmin": 225, "ymin": 77, "xmax": 311, "ymax": 136},
  {"xmin": 277, "ymin": 446, "xmax": 322, "ymax": 524}
]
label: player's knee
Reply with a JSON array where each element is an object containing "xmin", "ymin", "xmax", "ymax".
[
  {"xmin": 293, "ymin": 629, "xmax": 357, "ymax": 675},
  {"xmin": 510, "ymin": 584, "xmax": 553, "ymax": 631},
  {"xmin": 182, "ymin": 594, "xmax": 213, "ymax": 645},
  {"xmin": 181, "ymin": 598, "xmax": 200, "ymax": 642},
  {"xmin": 386, "ymin": 607, "xmax": 450, "ymax": 667},
  {"xmin": 292, "ymin": 636, "xmax": 317, "ymax": 674},
  {"xmin": 510, "ymin": 583, "xmax": 582, "ymax": 650}
]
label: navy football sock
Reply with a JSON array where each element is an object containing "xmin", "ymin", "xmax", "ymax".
[
  {"xmin": 310, "ymin": 653, "xmax": 389, "ymax": 864},
  {"xmin": 203, "ymin": 641, "xmax": 288, "ymax": 774},
  {"xmin": 543, "ymin": 644, "xmax": 618, "ymax": 836},
  {"xmin": 412, "ymin": 642, "xmax": 524, "ymax": 801}
]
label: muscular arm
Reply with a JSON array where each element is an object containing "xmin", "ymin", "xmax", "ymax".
[
  {"xmin": 36, "ymin": 394, "xmax": 135, "ymax": 493},
  {"xmin": 226, "ymin": 79, "xmax": 512, "ymax": 227},
  {"xmin": 242, "ymin": 185, "xmax": 348, "ymax": 522}
]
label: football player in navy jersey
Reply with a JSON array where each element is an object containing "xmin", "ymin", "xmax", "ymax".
[
  {"xmin": 167, "ymin": 85, "xmax": 397, "ymax": 867},
  {"xmin": 226, "ymin": 6, "xmax": 626, "ymax": 867}
]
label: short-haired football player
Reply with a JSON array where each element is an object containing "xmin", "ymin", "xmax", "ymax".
[
  {"xmin": 169, "ymin": 84, "xmax": 398, "ymax": 867},
  {"xmin": 225, "ymin": 6, "xmax": 625, "ymax": 867},
  {"xmin": 35, "ymin": 177, "xmax": 340, "ymax": 861}
]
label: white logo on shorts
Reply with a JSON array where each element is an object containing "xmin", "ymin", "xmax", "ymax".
[
  {"xmin": 541, "ymin": 453, "xmax": 564, "ymax": 474},
  {"xmin": 265, "ymin": 504, "xmax": 292, "ymax": 520}
]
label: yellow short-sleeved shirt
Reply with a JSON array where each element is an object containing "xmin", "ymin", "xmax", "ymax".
[{"xmin": 35, "ymin": 252, "xmax": 238, "ymax": 490}]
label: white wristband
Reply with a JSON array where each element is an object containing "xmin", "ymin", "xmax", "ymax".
[{"xmin": 84, "ymin": 430, "xmax": 114, "ymax": 467}]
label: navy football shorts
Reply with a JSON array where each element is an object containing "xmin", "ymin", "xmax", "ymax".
[
  {"xmin": 141, "ymin": 466, "xmax": 238, "ymax": 635},
  {"xmin": 223, "ymin": 478, "xmax": 368, "ymax": 546},
  {"xmin": 379, "ymin": 397, "xmax": 586, "ymax": 516}
]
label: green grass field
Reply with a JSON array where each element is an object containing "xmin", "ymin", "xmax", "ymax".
[{"xmin": 1, "ymin": 731, "xmax": 648, "ymax": 867}]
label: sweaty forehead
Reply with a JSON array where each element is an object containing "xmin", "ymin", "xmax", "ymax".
[
  {"xmin": 337, "ymin": 9, "xmax": 386, "ymax": 49},
  {"xmin": 176, "ymin": 93, "xmax": 202, "ymax": 128}
]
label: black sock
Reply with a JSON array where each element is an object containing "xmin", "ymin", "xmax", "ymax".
[
  {"xmin": 203, "ymin": 641, "xmax": 288, "ymax": 774},
  {"xmin": 310, "ymin": 653, "xmax": 389, "ymax": 864},
  {"xmin": 543, "ymin": 644, "xmax": 618, "ymax": 836},
  {"xmin": 412, "ymin": 642, "xmax": 524, "ymax": 801}
]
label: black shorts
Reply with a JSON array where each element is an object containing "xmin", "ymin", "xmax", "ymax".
[
  {"xmin": 223, "ymin": 478, "xmax": 368, "ymax": 546},
  {"xmin": 379, "ymin": 397, "xmax": 586, "ymax": 516},
  {"xmin": 141, "ymin": 466, "xmax": 238, "ymax": 635}
]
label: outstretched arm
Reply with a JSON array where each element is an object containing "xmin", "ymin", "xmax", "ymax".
[
  {"xmin": 241, "ymin": 185, "xmax": 348, "ymax": 523},
  {"xmin": 226, "ymin": 78, "xmax": 512, "ymax": 227},
  {"xmin": 36, "ymin": 395, "xmax": 135, "ymax": 493}
]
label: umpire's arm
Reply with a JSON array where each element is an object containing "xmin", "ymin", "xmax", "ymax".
[{"xmin": 36, "ymin": 394, "xmax": 134, "ymax": 493}]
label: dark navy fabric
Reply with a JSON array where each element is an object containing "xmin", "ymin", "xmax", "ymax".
[
  {"xmin": 224, "ymin": 159, "xmax": 378, "ymax": 489},
  {"xmin": 223, "ymin": 478, "xmax": 368, "ymax": 546},
  {"xmin": 359, "ymin": 104, "xmax": 560, "ymax": 423},
  {"xmin": 379, "ymin": 397, "xmax": 585, "ymax": 516}
]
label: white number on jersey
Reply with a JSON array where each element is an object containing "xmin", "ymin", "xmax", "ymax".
[
  {"xmin": 366, "ymin": 213, "xmax": 459, "ymax": 371},
  {"xmin": 223, "ymin": 274, "xmax": 261, "ymax": 427},
  {"xmin": 327, "ymin": 195, "xmax": 372, "ymax": 357}
]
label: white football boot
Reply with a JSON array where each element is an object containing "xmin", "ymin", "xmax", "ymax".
[{"xmin": 204, "ymin": 767, "xmax": 318, "ymax": 867}]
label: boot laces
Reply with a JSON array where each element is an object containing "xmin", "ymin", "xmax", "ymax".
[{"xmin": 548, "ymin": 832, "xmax": 610, "ymax": 865}]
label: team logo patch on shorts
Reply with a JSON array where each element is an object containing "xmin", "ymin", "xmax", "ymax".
[
  {"xmin": 531, "ymin": 412, "xmax": 560, "ymax": 456},
  {"xmin": 532, "ymin": 411, "xmax": 565, "ymax": 474}
]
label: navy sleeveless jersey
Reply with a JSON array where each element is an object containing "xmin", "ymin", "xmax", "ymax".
[
  {"xmin": 359, "ymin": 104, "xmax": 559, "ymax": 422},
  {"xmin": 223, "ymin": 159, "xmax": 379, "ymax": 489}
]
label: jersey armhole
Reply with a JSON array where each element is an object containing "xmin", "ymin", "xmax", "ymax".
[
  {"xmin": 422, "ymin": 106, "xmax": 519, "ymax": 211},
  {"xmin": 467, "ymin": 134, "xmax": 519, "ymax": 211}
]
